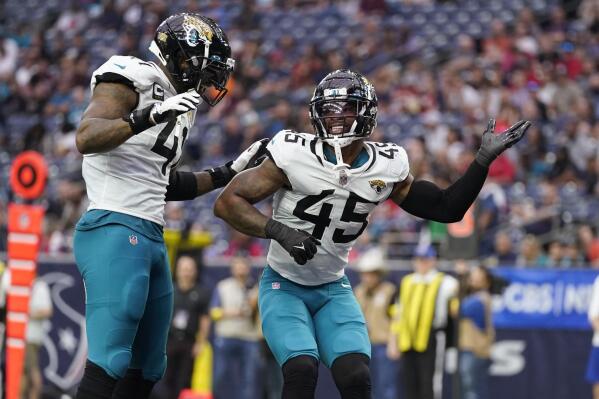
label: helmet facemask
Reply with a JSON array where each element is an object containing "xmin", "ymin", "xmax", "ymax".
[{"xmin": 311, "ymin": 98, "xmax": 373, "ymax": 148}]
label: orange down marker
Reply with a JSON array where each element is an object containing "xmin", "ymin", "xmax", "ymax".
[{"xmin": 6, "ymin": 152, "xmax": 47, "ymax": 399}]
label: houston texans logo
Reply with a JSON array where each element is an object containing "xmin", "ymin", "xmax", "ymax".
[{"xmin": 40, "ymin": 271, "xmax": 87, "ymax": 391}]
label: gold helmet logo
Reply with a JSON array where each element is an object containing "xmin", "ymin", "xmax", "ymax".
[{"xmin": 183, "ymin": 15, "xmax": 213, "ymax": 45}]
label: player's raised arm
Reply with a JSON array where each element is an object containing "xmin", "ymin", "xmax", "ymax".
[
  {"xmin": 214, "ymin": 158, "xmax": 320, "ymax": 265},
  {"xmin": 390, "ymin": 119, "xmax": 531, "ymax": 223},
  {"xmin": 76, "ymin": 83, "xmax": 201, "ymax": 154}
]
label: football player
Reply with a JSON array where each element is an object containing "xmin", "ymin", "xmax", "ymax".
[
  {"xmin": 214, "ymin": 69, "xmax": 531, "ymax": 399},
  {"xmin": 74, "ymin": 14, "xmax": 266, "ymax": 399}
]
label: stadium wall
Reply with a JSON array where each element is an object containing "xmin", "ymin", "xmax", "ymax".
[{"xmin": 32, "ymin": 261, "xmax": 595, "ymax": 399}]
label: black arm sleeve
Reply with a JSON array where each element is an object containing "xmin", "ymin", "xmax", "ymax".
[
  {"xmin": 400, "ymin": 160, "xmax": 488, "ymax": 223},
  {"xmin": 165, "ymin": 171, "xmax": 198, "ymax": 201}
]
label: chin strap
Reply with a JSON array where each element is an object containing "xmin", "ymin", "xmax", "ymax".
[{"xmin": 331, "ymin": 137, "xmax": 350, "ymax": 186}]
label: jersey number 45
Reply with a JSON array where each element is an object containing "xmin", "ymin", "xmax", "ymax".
[{"xmin": 293, "ymin": 190, "xmax": 376, "ymax": 244}]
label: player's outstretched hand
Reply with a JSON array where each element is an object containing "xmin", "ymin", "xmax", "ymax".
[
  {"xmin": 150, "ymin": 90, "xmax": 201, "ymax": 124},
  {"xmin": 265, "ymin": 218, "xmax": 320, "ymax": 265},
  {"xmin": 230, "ymin": 138, "xmax": 270, "ymax": 173},
  {"xmin": 125, "ymin": 90, "xmax": 201, "ymax": 134},
  {"xmin": 475, "ymin": 118, "xmax": 532, "ymax": 167}
]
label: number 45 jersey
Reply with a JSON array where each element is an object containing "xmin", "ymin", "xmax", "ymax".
[
  {"xmin": 266, "ymin": 130, "xmax": 410, "ymax": 286},
  {"xmin": 82, "ymin": 55, "xmax": 195, "ymax": 225}
]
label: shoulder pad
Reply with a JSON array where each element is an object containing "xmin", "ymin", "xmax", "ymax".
[
  {"xmin": 266, "ymin": 130, "xmax": 314, "ymax": 170},
  {"xmin": 367, "ymin": 141, "xmax": 410, "ymax": 182},
  {"xmin": 90, "ymin": 55, "xmax": 162, "ymax": 93}
]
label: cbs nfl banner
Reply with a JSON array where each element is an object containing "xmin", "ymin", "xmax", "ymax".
[{"xmin": 492, "ymin": 268, "xmax": 599, "ymax": 330}]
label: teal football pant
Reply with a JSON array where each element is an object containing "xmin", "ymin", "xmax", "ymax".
[
  {"xmin": 258, "ymin": 266, "xmax": 371, "ymax": 368},
  {"xmin": 73, "ymin": 223, "xmax": 173, "ymax": 381}
]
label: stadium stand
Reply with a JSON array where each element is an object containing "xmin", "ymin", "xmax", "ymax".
[{"xmin": 0, "ymin": 0, "xmax": 597, "ymax": 265}]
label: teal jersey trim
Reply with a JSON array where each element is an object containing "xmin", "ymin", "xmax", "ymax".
[
  {"xmin": 75, "ymin": 209, "xmax": 164, "ymax": 242},
  {"xmin": 323, "ymin": 145, "xmax": 369, "ymax": 169}
]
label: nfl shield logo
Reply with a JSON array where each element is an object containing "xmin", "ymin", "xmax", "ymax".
[
  {"xmin": 272, "ymin": 282, "xmax": 280, "ymax": 290},
  {"xmin": 339, "ymin": 169, "xmax": 348, "ymax": 186},
  {"xmin": 129, "ymin": 235, "xmax": 138, "ymax": 246}
]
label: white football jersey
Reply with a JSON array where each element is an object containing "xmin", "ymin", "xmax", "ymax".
[
  {"xmin": 266, "ymin": 130, "xmax": 410, "ymax": 285},
  {"xmin": 82, "ymin": 55, "xmax": 196, "ymax": 225}
]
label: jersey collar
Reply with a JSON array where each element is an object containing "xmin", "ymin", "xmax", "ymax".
[{"xmin": 320, "ymin": 142, "xmax": 372, "ymax": 171}]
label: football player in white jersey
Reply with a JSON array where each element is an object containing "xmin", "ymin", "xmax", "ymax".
[
  {"xmin": 215, "ymin": 69, "xmax": 531, "ymax": 399},
  {"xmin": 73, "ymin": 14, "xmax": 267, "ymax": 399}
]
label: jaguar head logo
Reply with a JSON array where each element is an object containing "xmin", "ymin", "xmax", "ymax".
[{"xmin": 369, "ymin": 179, "xmax": 386, "ymax": 194}]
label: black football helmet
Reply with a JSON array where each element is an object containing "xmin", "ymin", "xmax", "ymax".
[
  {"xmin": 309, "ymin": 69, "xmax": 378, "ymax": 147},
  {"xmin": 149, "ymin": 13, "xmax": 235, "ymax": 105}
]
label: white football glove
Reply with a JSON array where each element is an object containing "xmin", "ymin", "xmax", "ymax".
[
  {"xmin": 207, "ymin": 139, "xmax": 270, "ymax": 188},
  {"xmin": 125, "ymin": 90, "xmax": 201, "ymax": 134},
  {"xmin": 230, "ymin": 138, "xmax": 270, "ymax": 173},
  {"xmin": 150, "ymin": 90, "xmax": 201, "ymax": 124}
]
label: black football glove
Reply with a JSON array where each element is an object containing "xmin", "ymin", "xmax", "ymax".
[
  {"xmin": 475, "ymin": 118, "xmax": 532, "ymax": 167},
  {"xmin": 207, "ymin": 139, "xmax": 270, "ymax": 188},
  {"xmin": 265, "ymin": 219, "xmax": 320, "ymax": 265}
]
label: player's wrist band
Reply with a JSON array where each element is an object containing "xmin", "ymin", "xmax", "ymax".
[
  {"xmin": 123, "ymin": 104, "xmax": 155, "ymax": 135},
  {"xmin": 474, "ymin": 148, "xmax": 494, "ymax": 168},
  {"xmin": 206, "ymin": 161, "xmax": 235, "ymax": 189}
]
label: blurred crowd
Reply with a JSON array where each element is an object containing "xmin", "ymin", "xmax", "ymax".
[{"xmin": 0, "ymin": 0, "xmax": 598, "ymax": 266}]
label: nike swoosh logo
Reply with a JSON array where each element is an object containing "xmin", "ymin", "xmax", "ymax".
[
  {"xmin": 341, "ymin": 283, "xmax": 351, "ymax": 288},
  {"xmin": 113, "ymin": 63, "xmax": 126, "ymax": 69},
  {"xmin": 293, "ymin": 244, "xmax": 305, "ymax": 250}
]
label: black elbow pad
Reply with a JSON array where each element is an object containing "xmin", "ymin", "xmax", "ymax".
[{"xmin": 165, "ymin": 171, "xmax": 198, "ymax": 201}]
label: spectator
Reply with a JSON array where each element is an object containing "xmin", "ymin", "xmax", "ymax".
[
  {"xmin": 516, "ymin": 234, "xmax": 546, "ymax": 267},
  {"xmin": 487, "ymin": 231, "xmax": 518, "ymax": 266},
  {"xmin": 458, "ymin": 266, "xmax": 495, "ymax": 399},
  {"xmin": 0, "ymin": 0, "xmax": 597, "ymax": 266},
  {"xmin": 162, "ymin": 256, "xmax": 210, "ymax": 399},
  {"xmin": 545, "ymin": 239, "xmax": 566, "ymax": 268},
  {"xmin": 388, "ymin": 245, "xmax": 459, "ymax": 399},
  {"xmin": 210, "ymin": 257, "xmax": 261, "ymax": 399},
  {"xmin": 0, "ymin": 35, "xmax": 18, "ymax": 81},
  {"xmin": 353, "ymin": 247, "xmax": 398, "ymax": 399},
  {"xmin": 580, "ymin": 225, "xmax": 599, "ymax": 267}
]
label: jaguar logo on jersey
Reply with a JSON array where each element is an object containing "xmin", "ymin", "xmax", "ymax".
[
  {"xmin": 129, "ymin": 235, "xmax": 138, "ymax": 246},
  {"xmin": 369, "ymin": 179, "xmax": 386, "ymax": 194},
  {"xmin": 339, "ymin": 169, "xmax": 349, "ymax": 186}
]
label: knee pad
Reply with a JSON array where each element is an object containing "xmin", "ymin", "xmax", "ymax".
[
  {"xmin": 282, "ymin": 355, "xmax": 319, "ymax": 398},
  {"xmin": 331, "ymin": 353, "xmax": 371, "ymax": 397},
  {"xmin": 106, "ymin": 349, "xmax": 132, "ymax": 379}
]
